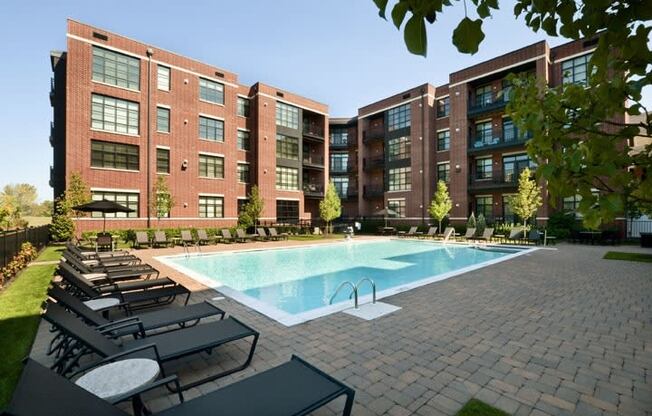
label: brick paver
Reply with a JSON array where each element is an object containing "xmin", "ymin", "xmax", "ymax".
[{"xmin": 31, "ymin": 241, "xmax": 652, "ymax": 415}]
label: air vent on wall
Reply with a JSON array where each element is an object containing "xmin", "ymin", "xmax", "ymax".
[
  {"xmin": 215, "ymin": 71, "xmax": 224, "ymax": 78},
  {"xmin": 92, "ymin": 32, "xmax": 108, "ymax": 41},
  {"xmin": 276, "ymin": 91, "xmax": 284, "ymax": 98},
  {"xmin": 402, "ymin": 93, "xmax": 411, "ymax": 99}
]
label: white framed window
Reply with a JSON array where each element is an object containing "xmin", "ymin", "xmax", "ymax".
[{"xmin": 157, "ymin": 65, "xmax": 170, "ymax": 91}]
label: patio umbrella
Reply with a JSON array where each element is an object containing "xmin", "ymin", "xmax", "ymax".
[
  {"xmin": 373, "ymin": 208, "xmax": 399, "ymax": 228},
  {"xmin": 72, "ymin": 199, "xmax": 134, "ymax": 232}
]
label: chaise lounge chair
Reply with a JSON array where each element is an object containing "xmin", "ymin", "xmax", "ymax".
[
  {"xmin": 473, "ymin": 228, "xmax": 494, "ymax": 242},
  {"xmin": 269, "ymin": 227, "xmax": 289, "ymax": 240},
  {"xmin": 153, "ymin": 231, "xmax": 173, "ymax": 248},
  {"xmin": 398, "ymin": 226, "xmax": 418, "ymax": 238},
  {"xmin": 256, "ymin": 228, "xmax": 271, "ymax": 241},
  {"xmin": 48, "ymin": 284, "xmax": 224, "ymax": 337},
  {"xmin": 196, "ymin": 229, "xmax": 216, "ymax": 245},
  {"xmin": 505, "ymin": 227, "xmax": 524, "ymax": 244},
  {"xmin": 235, "ymin": 228, "xmax": 255, "ymax": 242},
  {"xmin": 442, "ymin": 227, "xmax": 455, "ymax": 242},
  {"xmin": 420, "ymin": 227, "xmax": 437, "ymax": 239},
  {"xmin": 459, "ymin": 227, "xmax": 476, "ymax": 241},
  {"xmin": 58, "ymin": 263, "xmax": 190, "ymax": 312},
  {"xmin": 221, "ymin": 229, "xmax": 237, "ymax": 243},
  {"xmin": 6, "ymin": 357, "xmax": 355, "ymax": 416},
  {"xmin": 134, "ymin": 231, "xmax": 151, "ymax": 249},
  {"xmin": 43, "ymin": 302, "xmax": 259, "ymax": 390},
  {"xmin": 63, "ymin": 252, "xmax": 160, "ymax": 281},
  {"xmin": 66, "ymin": 242, "xmax": 136, "ymax": 262},
  {"xmin": 180, "ymin": 230, "xmax": 196, "ymax": 248}
]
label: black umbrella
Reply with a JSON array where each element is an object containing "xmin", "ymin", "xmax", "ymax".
[
  {"xmin": 72, "ymin": 199, "xmax": 134, "ymax": 232},
  {"xmin": 373, "ymin": 208, "xmax": 399, "ymax": 228}
]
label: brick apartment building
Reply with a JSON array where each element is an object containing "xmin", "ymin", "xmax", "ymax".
[
  {"xmin": 51, "ymin": 20, "xmax": 617, "ymax": 231},
  {"xmin": 328, "ymin": 36, "xmax": 616, "ymax": 226},
  {"xmin": 50, "ymin": 20, "xmax": 328, "ymax": 232}
]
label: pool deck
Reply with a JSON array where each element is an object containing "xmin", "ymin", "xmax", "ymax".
[{"xmin": 31, "ymin": 239, "xmax": 652, "ymax": 415}]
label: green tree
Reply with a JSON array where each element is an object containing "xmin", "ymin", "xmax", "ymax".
[
  {"xmin": 507, "ymin": 168, "xmax": 543, "ymax": 229},
  {"xmin": 476, "ymin": 213, "xmax": 486, "ymax": 235},
  {"xmin": 239, "ymin": 185, "xmax": 264, "ymax": 228},
  {"xmin": 150, "ymin": 176, "xmax": 175, "ymax": 228},
  {"xmin": 428, "ymin": 180, "xmax": 452, "ymax": 233},
  {"xmin": 0, "ymin": 184, "xmax": 37, "ymax": 216},
  {"xmin": 34, "ymin": 200, "xmax": 53, "ymax": 216},
  {"xmin": 373, "ymin": 0, "xmax": 652, "ymax": 227},
  {"xmin": 65, "ymin": 172, "xmax": 91, "ymax": 216},
  {"xmin": 466, "ymin": 212, "xmax": 476, "ymax": 230},
  {"xmin": 319, "ymin": 181, "xmax": 342, "ymax": 234},
  {"xmin": 49, "ymin": 198, "xmax": 74, "ymax": 242}
]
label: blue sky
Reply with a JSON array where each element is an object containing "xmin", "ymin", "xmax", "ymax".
[{"xmin": 0, "ymin": 0, "xmax": 649, "ymax": 201}]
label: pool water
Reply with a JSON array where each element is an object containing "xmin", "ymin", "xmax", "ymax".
[{"xmin": 161, "ymin": 240, "xmax": 527, "ymax": 325}]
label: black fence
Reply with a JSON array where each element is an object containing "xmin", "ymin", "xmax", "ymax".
[{"xmin": 0, "ymin": 226, "xmax": 50, "ymax": 268}]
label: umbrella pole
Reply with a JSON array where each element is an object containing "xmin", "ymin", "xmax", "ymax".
[{"xmin": 103, "ymin": 213, "xmax": 106, "ymax": 233}]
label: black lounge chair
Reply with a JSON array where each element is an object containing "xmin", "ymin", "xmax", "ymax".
[
  {"xmin": 473, "ymin": 227, "xmax": 495, "ymax": 242},
  {"xmin": 420, "ymin": 227, "xmax": 437, "ymax": 239},
  {"xmin": 59, "ymin": 261, "xmax": 173, "ymax": 294},
  {"xmin": 235, "ymin": 228, "xmax": 256, "ymax": 242},
  {"xmin": 63, "ymin": 251, "xmax": 159, "ymax": 281},
  {"xmin": 505, "ymin": 227, "xmax": 524, "ymax": 244},
  {"xmin": 7, "ymin": 358, "xmax": 355, "ymax": 416},
  {"xmin": 66, "ymin": 242, "xmax": 137, "ymax": 262},
  {"xmin": 526, "ymin": 229, "xmax": 542, "ymax": 245},
  {"xmin": 153, "ymin": 231, "xmax": 173, "ymax": 248},
  {"xmin": 459, "ymin": 227, "xmax": 476, "ymax": 241},
  {"xmin": 43, "ymin": 303, "xmax": 259, "ymax": 390},
  {"xmin": 48, "ymin": 284, "xmax": 224, "ymax": 336},
  {"xmin": 180, "ymin": 230, "xmax": 196, "ymax": 247},
  {"xmin": 58, "ymin": 263, "xmax": 190, "ymax": 312},
  {"xmin": 135, "ymin": 231, "xmax": 152, "ymax": 248},
  {"xmin": 256, "ymin": 227, "xmax": 271, "ymax": 241},
  {"xmin": 221, "ymin": 229, "xmax": 237, "ymax": 243},
  {"xmin": 397, "ymin": 226, "xmax": 418, "ymax": 238},
  {"xmin": 269, "ymin": 227, "xmax": 289, "ymax": 240},
  {"xmin": 441, "ymin": 227, "xmax": 455, "ymax": 242},
  {"xmin": 196, "ymin": 229, "xmax": 216, "ymax": 245}
]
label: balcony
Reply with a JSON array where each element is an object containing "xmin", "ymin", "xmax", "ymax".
[
  {"xmin": 49, "ymin": 121, "xmax": 55, "ymax": 147},
  {"xmin": 303, "ymin": 183, "xmax": 324, "ymax": 198},
  {"xmin": 346, "ymin": 187, "xmax": 359, "ymax": 198},
  {"xmin": 49, "ymin": 77, "xmax": 55, "ymax": 106},
  {"xmin": 468, "ymin": 171, "xmax": 523, "ymax": 191},
  {"xmin": 468, "ymin": 129, "xmax": 532, "ymax": 153},
  {"xmin": 49, "ymin": 166, "xmax": 54, "ymax": 188},
  {"xmin": 330, "ymin": 164, "xmax": 349, "ymax": 175},
  {"xmin": 302, "ymin": 154, "xmax": 324, "ymax": 169},
  {"xmin": 363, "ymin": 156, "xmax": 384, "ymax": 172},
  {"xmin": 468, "ymin": 92, "xmax": 509, "ymax": 117},
  {"xmin": 329, "ymin": 139, "xmax": 351, "ymax": 149},
  {"xmin": 362, "ymin": 127, "xmax": 384, "ymax": 144},
  {"xmin": 302, "ymin": 123, "xmax": 324, "ymax": 141},
  {"xmin": 363, "ymin": 185, "xmax": 384, "ymax": 199}
]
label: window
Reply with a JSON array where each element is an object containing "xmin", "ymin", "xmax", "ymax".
[
  {"xmin": 237, "ymin": 97, "xmax": 250, "ymax": 117},
  {"xmin": 157, "ymin": 107, "xmax": 170, "ymax": 133},
  {"xmin": 437, "ymin": 130, "xmax": 450, "ymax": 151},
  {"xmin": 91, "ymin": 94, "xmax": 139, "ymax": 135},
  {"xmin": 92, "ymin": 46, "xmax": 140, "ymax": 90},
  {"xmin": 276, "ymin": 134, "xmax": 299, "ymax": 160},
  {"xmin": 562, "ymin": 53, "xmax": 592, "ymax": 86},
  {"xmin": 276, "ymin": 166, "xmax": 299, "ymax": 190},
  {"xmin": 563, "ymin": 194, "xmax": 582, "ymax": 211},
  {"xmin": 475, "ymin": 196, "xmax": 493, "ymax": 218},
  {"xmin": 199, "ymin": 78, "xmax": 224, "ymax": 104},
  {"xmin": 276, "ymin": 200, "xmax": 299, "ymax": 223},
  {"xmin": 387, "ymin": 199, "xmax": 406, "ymax": 217},
  {"xmin": 237, "ymin": 163, "xmax": 250, "ymax": 183},
  {"xmin": 503, "ymin": 195, "xmax": 516, "ymax": 223},
  {"xmin": 198, "ymin": 196, "xmax": 224, "ymax": 218},
  {"xmin": 330, "ymin": 127, "xmax": 349, "ymax": 146},
  {"xmin": 388, "ymin": 167, "xmax": 411, "ymax": 191},
  {"xmin": 387, "ymin": 104, "xmax": 411, "ymax": 131},
  {"xmin": 332, "ymin": 176, "xmax": 349, "ymax": 198},
  {"xmin": 475, "ymin": 85, "xmax": 492, "ymax": 106},
  {"xmin": 199, "ymin": 116, "xmax": 224, "ymax": 142},
  {"xmin": 199, "ymin": 154, "xmax": 224, "ymax": 179},
  {"xmin": 387, "ymin": 136, "xmax": 411, "ymax": 161},
  {"xmin": 237, "ymin": 199, "xmax": 248, "ymax": 214},
  {"xmin": 437, "ymin": 163, "xmax": 450, "ymax": 183},
  {"xmin": 436, "ymin": 97, "xmax": 450, "ymax": 118},
  {"xmin": 475, "ymin": 158, "xmax": 493, "ymax": 179},
  {"xmin": 503, "ymin": 154, "xmax": 535, "ymax": 182},
  {"xmin": 503, "ymin": 118, "xmax": 515, "ymax": 142},
  {"xmin": 156, "ymin": 148, "xmax": 169, "ymax": 174},
  {"xmin": 157, "ymin": 65, "xmax": 170, "ymax": 91},
  {"xmin": 330, "ymin": 153, "xmax": 349, "ymax": 173},
  {"xmin": 91, "ymin": 191, "xmax": 138, "ymax": 218},
  {"xmin": 91, "ymin": 140, "xmax": 139, "ymax": 171},
  {"xmin": 276, "ymin": 102, "xmax": 299, "ymax": 129},
  {"xmin": 237, "ymin": 130, "xmax": 250, "ymax": 151}
]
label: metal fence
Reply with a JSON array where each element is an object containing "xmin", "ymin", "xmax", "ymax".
[
  {"xmin": 0, "ymin": 226, "xmax": 50, "ymax": 268},
  {"xmin": 627, "ymin": 217, "xmax": 652, "ymax": 238}
]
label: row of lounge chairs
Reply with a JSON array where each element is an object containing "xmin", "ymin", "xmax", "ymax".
[
  {"xmin": 134, "ymin": 227, "xmax": 289, "ymax": 248},
  {"xmin": 394, "ymin": 226, "xmax": 547, "ymax": 245},
  {"xmin": 9, "ymin": 243, "xmax": 356, "ymax": 415}
]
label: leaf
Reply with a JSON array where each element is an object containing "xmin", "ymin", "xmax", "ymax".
[
  {"xmin": 391, "ymin": 1, "xmax": 410, "ymax": 29},
  {"xmin": 477, "ymin": 2, "xmax": 490, "ymax": 18},
  {"xmin": 404, "ymin": 14, "xmax": 428, "ymax": 56},
  {"xmin": 373, "ymin": 0, "xmax": 389, "ymax": 19},
  {"xmin": 452, "ymin": 18, "xmax": 485, "ymax": 54},
  {"xmin": 541, "ymin": 16, "xmax": 557, "ymax": 36}
]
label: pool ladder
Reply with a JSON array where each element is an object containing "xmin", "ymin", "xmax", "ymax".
[{"xmin": 329, "ymin": 278, "xmax": 376, "ymax": 309}]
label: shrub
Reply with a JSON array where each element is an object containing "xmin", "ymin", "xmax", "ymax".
[
  {"xmin": 547, "ymin": 211, "xmax": 580, "ymax": 240},
  {"xmin": 49, "ymin": 199, "xmax": 74, "ymax": 242},
  {"xmin": 466, "ymin": 212, "xmax": 476, "ymax": 230},
  {"xmin": 476, "ymin": 214, "xmax": 486, "ymax": 235},
  {"xmin": 0, "ymin": 242, "xmax": 38, "ymax": 287}
]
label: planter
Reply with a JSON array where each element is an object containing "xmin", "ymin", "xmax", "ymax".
[{"xmin": 640, "ymin": 232, "xmax": 652, "ymax": 248}]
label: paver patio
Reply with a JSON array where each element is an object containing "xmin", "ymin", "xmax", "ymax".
[{"xmin": 30, "ymin": 240, "xmax": 652, "ymax": 415}]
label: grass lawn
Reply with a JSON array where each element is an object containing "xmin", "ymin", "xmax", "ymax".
[
  {"xmin": 603, "ymin": 251, "xmax": 652, "ymax": 263},
  {"xmin": 288, "ymin": 234, "xmax": 345, "ymax": 241},
  {"xmin": 22, "ymin": 216, "xmax": 51, "ymax": 227},
  {"xmin": 456, "ymin": 399, "xmax": 510, "ymax": 416},
  {"xmin": 33, "ymin": 245, "xmax": 65, "ymax": 262},
  {"xmin": 0, "ymin": 248, "xmax": 56, "ymax": 408}
]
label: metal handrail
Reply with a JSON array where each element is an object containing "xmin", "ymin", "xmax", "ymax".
[
  {"xmin": 329, "ymin": 281, "xmax": 358, "ymax": 308},
  {"xmin": 355, "ymin": 278, "xmax": 376, "ymax": 304}
]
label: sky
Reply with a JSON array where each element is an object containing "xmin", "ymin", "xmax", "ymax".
[{"xmin": 0, "ymin": 0, "xmax": 649, "ymax": 202}]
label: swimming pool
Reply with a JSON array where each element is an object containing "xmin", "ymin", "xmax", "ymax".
[{"xmin": 158, "ymin": 240, "xmax": 531, "ymax": 326}]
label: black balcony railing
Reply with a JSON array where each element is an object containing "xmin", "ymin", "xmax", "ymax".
[
  {"xmin": 468, "ymin": 91, "xmax": 510, "ymax": 117},
  {"xmin": 363, "ymin": 185, "xmax": 384, "ymax": 199},
  {"xmin": 302, "ymin": 154, "xmax": 324, "ymax": 168},
  {"xmin": 302, "ymin": 123, "xmax": 324, "ymax": 139},
  {"xmin": 469, "ymin": 129, "xmax": 532, "ymax": 151},
  {"xmin": 363, "ymin": 128, "xmax": 384, "ymax": 143},
  {"xmin": 329, "ymin": 139, "xmax": 350, "ymax": 149},
  {"xmin": 469, "ymin": 171, "xmax": 532, "ymax": 190},
  {"xmin": 303, "ymin": 183, "xmax": 324, "ymax": 197},
  {"xmin": 330, "ymin": 164, "xmax": 349, "ymax": 174},
  {"xmin": 50, "ymin": 121, "xmax": 55, "ymax": 146},
  {"xmin": 363, "ymin": 156, "xmax": 384, "ymax": 171}
]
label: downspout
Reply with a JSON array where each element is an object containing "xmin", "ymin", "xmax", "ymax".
[
  {"xmin": 421, "ymin": 87, "xmax": 426, "ymax": 225},
  {"xmin": 146, "ymin": 48, "xmax": 153, "ymax": 228}
]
